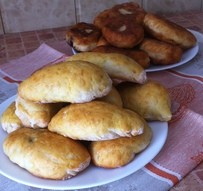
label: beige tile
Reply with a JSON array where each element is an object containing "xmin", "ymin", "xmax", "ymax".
[
  {"xmin": 0, "ymin": 11, "xmax": 4, "ymax": 35},
  {"xmin": 0, "ymin": 24, "xmax": 4, "ymax": 35},
  {"xmin": 0, "ymin": 0, "xmax": 76, "ymax": 33},
  {"xmin": 143, "ymin": 0, "xmax": 202, "ymax": 14},
  {"xmin": 75, "ymin": 0, "xmax": 143, "ymax": 23}
]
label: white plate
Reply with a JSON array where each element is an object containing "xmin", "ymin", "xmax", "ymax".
[
  {"xmin": 72, "ymin": 30, "xmax": 199, "ymax": 73},
  {"xmin": 0, "ymin": 95, "xmax": 168, "ymax": 190}
]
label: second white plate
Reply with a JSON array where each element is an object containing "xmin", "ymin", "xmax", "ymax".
[{"xmin": 0, "ymin": 95, "xmax": 168, "ymax": 190}]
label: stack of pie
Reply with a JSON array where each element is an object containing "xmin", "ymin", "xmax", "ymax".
[{"xmin": 1, "ymin": 51, "xmax": 172, "ymax": 180}]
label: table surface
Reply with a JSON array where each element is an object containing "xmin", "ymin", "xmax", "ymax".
[{"xmin": 0, "ymin": 11, "xmax": 203, "ymax": 191}]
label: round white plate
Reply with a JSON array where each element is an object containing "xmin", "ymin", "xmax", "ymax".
[
  {"xmin": 0, "ymin": 95, "xmax": 168, "ymax": 190},
  {"xmin": 72, "ymin": 30, "xmax": 199, "ymax": 73}
]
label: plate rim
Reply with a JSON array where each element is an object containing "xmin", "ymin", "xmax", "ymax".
[{"xmin": 0, "ymin": 95, "xmax": 168, "ymax": 190}]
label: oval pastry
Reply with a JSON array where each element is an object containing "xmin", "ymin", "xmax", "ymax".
[
  {"xmin": 112, "ymin": 2, "xmax": 146, "ymax": 25},
  {"xmin": 15, "ymin": 95, "xmax": 65, "ymax": 128},
  {"xmin": 3, "ymin": 128, "xmax": 91, "ymax": 180},
  {"xmin": 67, "ymin": 52, "xmax": 147, "ymax": 84},
  {"xmin": 66, "ymin": 22, "xmax": 101, "ymax": 51},
  {"xmin": 143, "ymin": 13, "xmax": 197, "ymax": 49},
  {"xmin": 102, "ymin": 19, "xmax": 144, "ymax": 48},
  {"xmin": 93, "ymin": 2, "xmax": 146, "ymax": 29},
  {"xmin": 18, "ymin": 61, "xmax": 112, "ymax": 103},
  {"xmin": 139, "ymin": 38, "xmax": 183, "ymax": 65},
  {"xmin": 48, "ymin": 101, "xmax": 145, "ymax": 141},
  {"xmin": 0, "ymin": 102, "xmax": 23, "ymax": 133},
  {"xmin": 118, "ymin": 80, "xmax": 172, "ymax": 122},
  {"xmin": 89, "ymin": 122, "xmax": 152, "ymax": 168}
]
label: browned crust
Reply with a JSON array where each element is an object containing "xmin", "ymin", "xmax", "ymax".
[
  {"xmin": 66, "ymin": 22, "xmax": 101, "ymax": 51},
  {"xmin": 93, "ymin": 2, "xmax": 146, "ymax": 29},
  {"xmin": 140, "ymin": 38, "xmax": 183, "ymax": 65},
  {"xmin": 143, "ymin": 13, "xmax": 197, "ymax": 49},
  {"xmin": 102, "ymin": 19, "xmax": 144, "ymax": 48}
]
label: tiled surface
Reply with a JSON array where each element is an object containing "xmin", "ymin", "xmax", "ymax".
[
  {"xmin": 0, "ymin": 0, "xmax": 76, "ymax": 33},
  {"xmin": 0, "ymin": 10, "xmax": 3, "ymax": 34},
  {"xmin": 0, "ymin": 10, "xmax": 203, "ymax": 191},
  {"xmin": 0, "ymin": 26, "xmax": 68, "ymax": 64},
  {"xmin": 0, "ymin": 0, "xmax": 203, "ymax": 34},
  {"xmin": 143, "ymin": 0, "xmax": 202, "ymax": 14}
]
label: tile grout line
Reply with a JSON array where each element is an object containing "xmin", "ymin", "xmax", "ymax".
[
  {"xmin": 35, "ymin": 30, "xmax": 42, "ymax": 46},
  {"xmin": 50, "ymin": 28, "xmax": 58, "ymax": 41},
  {"xmin": 3, "ymin": 36, "xmax": 9, "ymax": 62},
  {"xmin": 19, "ymin": 32, "xmax": 27, "ymax": 55},
  {"xmin": 0, "ymin": 37, "xmax": 8, "ymax": 64}
]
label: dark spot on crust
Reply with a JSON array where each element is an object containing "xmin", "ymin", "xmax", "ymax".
[{"xmin": 28, "ymin": 136, "xmax": 35, "ymax": 143}]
